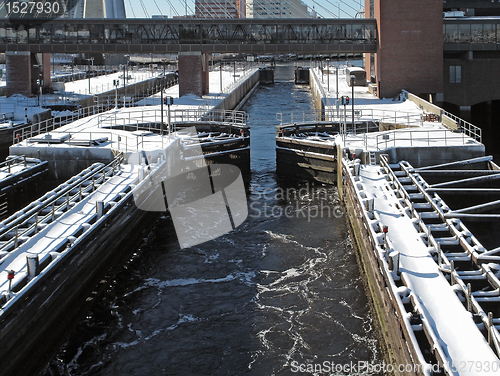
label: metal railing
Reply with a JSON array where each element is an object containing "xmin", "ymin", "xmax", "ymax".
[
  {"xmin": 97, "ymin": 108, "xmax": 247, "ymax": 130},
  {"xmin": 442, "ymin": 110, "xmax": 482, "ymax": 142},
  {"xmin": 344, "ymin": 155, "xmax": 449, "ymax": 374},
  {"xmin": 380, "ymin": 155, "xmax": 500, "ymax": 359},
  {"xmin": 61, "ymin": 72, "xmax": 177, "ymax": 101},
  {"xmin": 365, "ymin": 128, "xmax": 479, "ymax": 151},
  {"xmin": 0, "ymin": 153, "xmax": 125, "ymax": 256},
  {"xmin": 401, "ymin": 90, "xmax": 482, "ymax": 143},
  {"xmin": 12, "ymin": 104, "xmax": 108, "ymax": 144},
  {"xmin": 276, "ymin": 108, "xmax": 423, "ymax": 128},
  {"xmin": 0, "ymin": 155, "xmax": 29, "ymax": 173}
]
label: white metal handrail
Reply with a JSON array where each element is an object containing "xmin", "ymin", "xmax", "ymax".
[
  {"xmin": 367, "ymin": 128, "xmax": 478, "ymax": 151},
  {"xmin": 13, "ymin": 104, "xmax": 108, "ymax": 144},
  {"xmin": 380, "ymin": 154, "xmax": 500, "ymax": 359},
  {"xmin": 0, "ymin": 154, "xmax": 124, "ymax": 255},
  {"xmin": 277, "ymin": 108, "xmax": 423, "ymax": 128},
  {"xmin": 97, "ymin": 108, "xmax": 247, "ymax": 130}
]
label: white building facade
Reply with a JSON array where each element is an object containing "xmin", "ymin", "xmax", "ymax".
[
  {"xmin": 195, "ymin": 0, "xmax": 246, "ymax": 18},
  {"xmin": 246, "ymin": 0, "xmax": 312, "ymax": 18}
]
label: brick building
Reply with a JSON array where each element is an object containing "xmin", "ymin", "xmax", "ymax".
[{"xmin": 364, "ymin": 0, "xmax": 444, "ymax": 102}]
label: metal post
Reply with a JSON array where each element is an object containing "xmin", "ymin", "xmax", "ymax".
[
  {"xmin": 123, "ymin": 64, "xmax": 126, "ymax": 108},
  {"xmin": 488, "ymin": 312, "xmax": 493, "ymax": 344},
  {"xmin": 351, "ymin": 75, "xmax": 355, "ymax": 136},
  {"xmin": 220, "ymin": 62, "xmax": 223, "ymax": 93},
  {"xmin": 326, "ymin": 58, "xmax": 330, "ymax": 92},
  {"xmin": 343, "ymin": 102, "xmax": 347, "ymax": 141},
  {"xmin": 467, "ymin": 283, "xmax": 472, "ymax": 312},
  {"xmin": 336, "ymin": 63, "xmax": 339, "ymax": 101},
  {"xmin": 115, "ymin": 81, "xmax": 118, "ymax": 109},
  {"xmin": 161, "ymin": 89, "xmax": 164, "ymax": 136},
  {"xmin": 168, "ymin": 102, "xmax": 171, "ymax": 139}
]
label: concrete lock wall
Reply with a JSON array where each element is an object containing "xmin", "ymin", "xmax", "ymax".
[
  {"xmin": 78, "ymin": 75, "xmax": 176, "ymax": 108},
  {"xmin": 212, "ymin": 69, "xmax": 260, "ymax": 111},
  {"xmin": 309, "ymin": 69, "xmax": 326, "ymax": 112},
  {"xmin": 384, "ymin": 144, "xmax": 485, "ymax": 167},
  {"xmin": 11, "ymin": 145, "xmax": 115, "ymax": 180}
]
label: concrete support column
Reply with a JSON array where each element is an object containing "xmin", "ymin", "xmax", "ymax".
[
  {"xmin": 178, "ymin": 52, "xmax": 209, "ymax": 97},
  {"xmin": 6, "ymin": 51, "xmax": 31, "ymax": 97}
]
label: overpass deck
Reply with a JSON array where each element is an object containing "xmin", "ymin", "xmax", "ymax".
[
  {"xmin": 1, "ymin": 17, "xmax": 498, "ymax": 54},
  {"xmin": 0, "ymin": 18, "xmax": 378, "ymax": 53}
]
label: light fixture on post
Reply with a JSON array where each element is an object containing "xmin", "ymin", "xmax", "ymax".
[
  {"xmin": 161, "ymin": 88, "xmax": 164, "ymax": 136},
  {"xmin": 113, "ymin": 79, "xmax": 120, "ymax": 109},
  {"xmin": 33, "ymin": 64, "xmax": 43, "ymax": 108},
  {"xmin": 350, "ymin": 75, "xmax": 355, "ymax": 136},
  {"xmin": 120, "ymin": 64, "xmax": 126, "ymax": 108},
  {"xmin": 326, "ymin": 58, "xmax": 330, "ymax": 92},
  {"xmin": 124, "ymin": 54, "xmax": 130, "ymax": 83},
  {"xmin": 85, "ymin": 57, "xmax": 94, "ymax": 94}
]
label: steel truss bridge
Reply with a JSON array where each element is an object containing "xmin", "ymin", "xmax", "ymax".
[
  {"xmin": 0, "ymin": 17, "xmax": 498, "ymax": 54},
  {"xmin": 0, "ymin": 18, "xmax": 378, "ymax": 53}
]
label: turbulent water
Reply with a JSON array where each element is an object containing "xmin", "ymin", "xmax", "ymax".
[{"xmin": 43, "ymin": 64, "xmax": 381, "ymax": 376}]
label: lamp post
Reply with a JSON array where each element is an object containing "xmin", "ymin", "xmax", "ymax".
[
  {"xmin": 220, "ymin": 62, "xmax": 223, "ymax": 93},
  {"xmin": 120, "ymin": 64, "xmax": 126, "ymax": 108},
  {"xmin": 33, "ymin": 64, "xmax": 43, "ymax": 108},
  {"xmin": 124, "ymin": 54, "xmax": 130, "ymax": 81},
  {"xmin": 350, "ymin": 75, "xmax": 355, "ymax": 135},
  {"xmin": 113, "ymin": 79, "xmax": 120, "ymax": 109},
  {"xmin": 85, "ymin": 57, "xmax": 94, "ymax": 94},
  {"xmin": 336, "ymin": 59, "xmax": 339, "ymax": 101},
  {"xmin": 321, "ymin": 58, "xmax": 324, "ymax": 83},
  {"xmin": 161, "ymin": 88, "xmax": 164, "ymax": 136},
  {"xmin": 162, "ymin": 96, "xmax": 173, "ymax": 139},
  {"xmin": 326, "ymin": 58, "xmax": 330, "ymax": 92}
]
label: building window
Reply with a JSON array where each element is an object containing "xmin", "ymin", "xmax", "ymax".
[{"xmin": 450, "ymin": 65, "xmax": 461, "ymax": 83}]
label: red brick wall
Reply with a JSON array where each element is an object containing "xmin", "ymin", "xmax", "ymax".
[
  {"xmin": 444, "ymin": 57, "xmax": 500, "ymax": 106},
  {"xmin": 367, "ymin": 0, "xmax": 443, "ymax": 99},
  {"xmin": 42, "ymin": 53, "xmax": 52, "ymax": 90},
  {"xmin": 178, "ymin": 52, "xmax": 209, "ymax": 97},
  {"xmin": 6, "ymin": 51, "xmax": 31, "ymax": 97}
]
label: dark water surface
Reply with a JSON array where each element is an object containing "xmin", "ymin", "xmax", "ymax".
[{"xmin": 43, "ymin": 64, "xmax": 381, "ymax": 376}]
